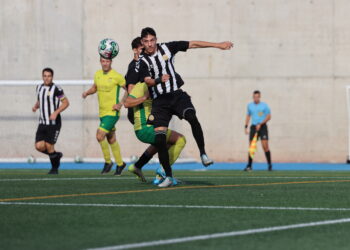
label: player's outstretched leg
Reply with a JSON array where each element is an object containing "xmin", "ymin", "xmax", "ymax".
[
  {"xmin": 128, "ymin": 146, "xmax": 156, "ymax": 182},
  {"xmin": 183, "ymin": 109, "xmax": 213, "ymax": 167}
]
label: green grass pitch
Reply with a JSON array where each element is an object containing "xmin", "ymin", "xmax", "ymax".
[{"xmin": 1, "ymin": 169, "xmax": 350, "ymax": 249}]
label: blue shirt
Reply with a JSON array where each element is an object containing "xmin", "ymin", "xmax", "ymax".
[{"xmin": 247, "ymin": 102, "xmax": 271, "ymax": 125}]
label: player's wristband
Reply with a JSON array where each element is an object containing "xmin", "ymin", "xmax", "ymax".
[{"xmin": 155, "ymin": 78, "xmax": 162, "ymax": 84}]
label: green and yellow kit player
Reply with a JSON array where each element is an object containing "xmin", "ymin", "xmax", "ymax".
[
  {"xmin": 124, "ymin": 82, "xmax": 186, "ymax": 186},
  {"xmin": 83, "ymin": 57, "xmax": 127, "ymax": 175}
]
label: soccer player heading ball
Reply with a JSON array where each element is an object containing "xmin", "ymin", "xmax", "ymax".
[
  {"xmin": 138, "ymin": 27, "xmax": 233, "ymax": 187},
  {"xmin": 82, "ymin": 41, "xmax": 128, "ymax": 175}
]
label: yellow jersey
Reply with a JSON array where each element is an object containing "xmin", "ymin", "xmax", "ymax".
[
  {"xmin": 94, "ymin": 69, "xmax": 126, "ymax": 117},
  {"xmin": 129, "ymin": 82, "xmax": 153, "ymax": 131}
]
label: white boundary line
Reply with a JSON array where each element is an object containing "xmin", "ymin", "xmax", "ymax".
[
  {"xmin": 87, "ymin": 217, "xmax": 350, "ymax": 250},
  {"xmin": 2, "ymin": 176, "xmax": 350, "ymax": 182},
  {"xmin": 1, "ymin": 202, "xmax": 350, "ymax": 212}
]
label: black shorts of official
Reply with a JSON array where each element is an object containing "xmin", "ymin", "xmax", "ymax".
[
  {"xmin": 249, "ymin": 124, "xmax": 269, "ymax": 141},
  {"xmin": 148, "ymin": 89, "xmax": 195, "ymax": 128},
  {"xmin": 35, "ymin": 124, "xmax": 61, "ymax": 145}
]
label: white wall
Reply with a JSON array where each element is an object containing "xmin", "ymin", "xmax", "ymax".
[{"xmin": 0, "ymin": 0, "xmax": 349, "ymax": 163}]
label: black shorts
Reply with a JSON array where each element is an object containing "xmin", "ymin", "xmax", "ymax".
[
  {"xmin": 148, "ymin": 90, "xmax": 195, "ymax": 128},
  {"xmin": 35, "ymin": 124, "xmax": 61, "ymax": 144},
  {"xmin": 249, "ymin": 124, "xmax": 269, "ymax": 141}
]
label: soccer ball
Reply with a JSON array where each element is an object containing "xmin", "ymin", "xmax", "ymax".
[
  {"xmin": 27, "ymin": 155, "xmax": 36, "ymax": 164},
  {"xmin": 74, "ymin": 155, "xmax": 83, "ymax": 163},
  {"xmin": 98, "ymin": 38, "xmax": 119, "ymax": 59}
]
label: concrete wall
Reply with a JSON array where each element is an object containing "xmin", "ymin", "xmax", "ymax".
[{"xmin": 0, "ymin": 0, "xmax": 349, "ymax": 163}]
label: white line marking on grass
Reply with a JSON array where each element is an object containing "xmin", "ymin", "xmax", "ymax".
[
  {"xmin": 2, "ymin": 176, "xmax": 350, "ymax": 182},
  {"xmin": 87, "ymin": 217, "xmax": 350, "ymax": 250},
  {"xmin": 1, "ymin": 202, "xmax": 350, "ymax": 212}
]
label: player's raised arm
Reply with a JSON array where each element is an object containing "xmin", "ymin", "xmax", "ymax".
[
  {"xmin": 82, "ymin": 83, "xmax": 97, "ymax": 98},
  {"xmin": 189, "ymin": 41, "xmax": 233, "ymax": 50}
]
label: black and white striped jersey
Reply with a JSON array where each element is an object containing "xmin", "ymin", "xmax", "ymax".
[
  {"xmin": 139, "ymin": 41, "xmax": 189, "ymax": 99},
  {"xmin": 36, "ymin": 83, "xmax": 65, "ymax": 125}
]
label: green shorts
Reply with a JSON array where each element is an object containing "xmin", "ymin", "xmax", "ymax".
[
  {"xmin": 135, "ymin": 126, "xmax": 172, "ymax": 144},
  {"xmin": 99, "ymin": 115, "xmax": 119, "ymax": 133}
]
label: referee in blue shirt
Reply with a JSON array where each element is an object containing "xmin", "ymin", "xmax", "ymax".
[{"xmin": 244, "ymin": 90, "xmax": 272, "ymax": 171}]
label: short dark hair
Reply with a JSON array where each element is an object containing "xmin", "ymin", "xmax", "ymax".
[
  {"xmin": 141, "ymin": 27, "xmax": 156, "ymax": 39},
  {"xmin": 253, "ymin": 90, "xmax": 261, "ymax": 95},
  {"xmin": 131, "ymin": 37, "xmax": 142, "ymax": 49},
  {"xmin": 42, "ymin": 67, "xmax": 54, "ymax": 76}
]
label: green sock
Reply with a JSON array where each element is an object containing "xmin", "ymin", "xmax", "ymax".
[
  {"xmin": 110, "ymin": 141, "xmax": 123, "ymax": 166},
  {"xmin": 169, "ymin": 136, "xmax": 186, "ymax": 165},
  {"xmin": 99, "ymin": 140, "xmax": 111, "ymax": 164}
]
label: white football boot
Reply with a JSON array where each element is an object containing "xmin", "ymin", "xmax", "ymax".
[{"xmin": 158, "ymin": 177, "xmax": 173, "ymax": 188}]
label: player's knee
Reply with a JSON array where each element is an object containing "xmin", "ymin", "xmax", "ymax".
[
  {"xmin": 184, "ymin": 109, "xmax": 197, "ymax": 123},
  {"xmin": 35, "ymin": 143, "xmax": 45, "ymax": 152},
  {"xmin": 96, "ymin": 135, "xmax": 104, "ymax": 142},
  {"xmin": 106, "ymin": 133, "xmax": 115, "ymax": 144},
  {"xmin": 96, "ymin": 131, "xmax": 105, "ymax": 142}
]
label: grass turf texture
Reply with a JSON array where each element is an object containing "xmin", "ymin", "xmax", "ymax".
[{"xmin": 1, "ymin": 169, "xmax": 350, "ymax": 249}]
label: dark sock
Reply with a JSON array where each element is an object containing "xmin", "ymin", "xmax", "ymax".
[
  {"xmin": 42, "ymin": 150, "xmax": 49, "ymax": 155},
  {"xmin": 265, "ymin": 151, "xmax": 272, "ymax": 165},
  {"xmin": 49, "ymin": 152, "xmax": 60, "ymax": 169},
  {"xmin": 155, "ymin": 131, "xmax": 172, "ymax": 177},
  {"xmin": 185, "ymin": 111, "xmax": 206, "ymax": 155},
  {"xmin": 248, "ymin": 154, "xmax": 253, "ymax": 167},
  {"xmin": 135, "ymin": 151, "xmax": 153, "ymax": 169}
]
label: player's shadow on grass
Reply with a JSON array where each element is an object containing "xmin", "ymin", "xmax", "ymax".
[{"xmin": 180, "ymin": 180, "xmax": 214, "ymax": 186}]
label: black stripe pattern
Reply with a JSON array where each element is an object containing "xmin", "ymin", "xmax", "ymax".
[
  {"xmin": 36, "ymin": 83, "xmax": 64, "ymax": 125},
  {"xmin": 139, "ymin": 41, "xmax": 188, "ymax": 99}
]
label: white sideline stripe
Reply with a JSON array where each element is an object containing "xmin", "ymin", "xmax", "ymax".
[
  {"xmin": 2, "ymin": 176, "xmax": 350, "ymax": 182},
  {"xmin": 88, "ymin": 218, "xmax": 350, "ymax": 250},
  {"xmin": 1, "ymin": 202, "xmax": 350, "ymax": 212}
]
